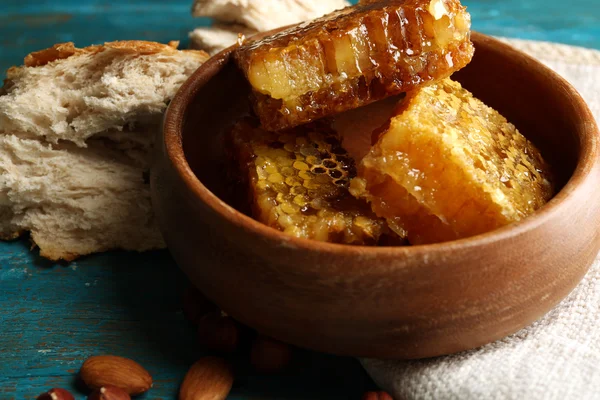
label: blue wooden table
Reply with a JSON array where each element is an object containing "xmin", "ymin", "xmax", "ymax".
[{"xmin": 1, "ymin": 0, "xmax": 599, "ymax": 398}]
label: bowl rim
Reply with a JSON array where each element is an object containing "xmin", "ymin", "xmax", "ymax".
[{"xmin": 162, "ymin": 31, "xmax": 600, "ymax": 257}]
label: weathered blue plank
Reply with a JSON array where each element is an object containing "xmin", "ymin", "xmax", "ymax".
[
  {"xmin": 466, "ymin": 0, "xmax": 600, "ymax": 48},
  {"xmin": 0, "ymin": 0, "xmax": 599, "ymax": 398},
  {"xmin": 0, "ymin": 239, "xmax": 375, "ymax": 398}
]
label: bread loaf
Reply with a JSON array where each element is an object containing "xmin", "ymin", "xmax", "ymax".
[
  {"xmin": 1, "ymin": 41, "xmax": 207, "ymax": 146},
  {"xmin": 191, "ymin": 0, "xmax": 350, "ymax": 31},
  {"xmin": 189, "ymin": 24, "xmax": 255, "ymax": 55},
  {"xmin": 189, "ymin": 0, "xmax": 350, "ymax": 55},
  {"xmin": 0, "ymin": 41, "xmax": 208, "ymax": 260}
]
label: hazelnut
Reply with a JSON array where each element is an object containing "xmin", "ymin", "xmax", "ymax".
[
  {"xmin": 197, "ymin": 313, "xmax": 240, "ymax": 353},
  {"xmin": 182, "ymin": 286, "xmax": 217, "ymax": 324},
  {"xmin": 36, "ymin": 388, "xmax": 75, "ymax": 400},
  {"xmin": 250, "ymin": 336, "xmax": 293, "ymax": 373}
]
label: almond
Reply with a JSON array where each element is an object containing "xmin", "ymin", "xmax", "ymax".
[
  {"xmin": 79, "ymin": 355, "xmax": 152, "ymax": 395},
  {"xmin": 179, "ymin": 356, "xmax": 233, "ymax": 400},
  {"xmin": 87, "ymin": 386, "xmax": 131, "ymax": 400},
  {"xmin": 36, "ymin": 388, "xmax": 75, "ymax": 400}
]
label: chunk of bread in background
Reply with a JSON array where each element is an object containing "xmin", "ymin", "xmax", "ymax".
[
  {"xmin": 189, "ymin": 23, "xmax": 255, "ymax": 55},
  {"xmin": 192, "ymin": 0, "xmax": 350, "ymax": 31},
  {"xmin": 0, "ymin": 41, "xmax": 208, "ymax": 260},
  {"xmin": 189, "ymin": 0, "xmax": 350, "ymax": 54},
  {"xmin": 0, "ymin": 41, "xmax": 208, "ymax": 146}
]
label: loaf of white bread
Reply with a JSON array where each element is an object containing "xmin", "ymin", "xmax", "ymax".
[
  {"xmin": 0, "ymin": 41, "xmax": 208, "ymax": 260},
  {"xmin": 189, "ymin": 0, "xmax": 350, "ymax": 54}
]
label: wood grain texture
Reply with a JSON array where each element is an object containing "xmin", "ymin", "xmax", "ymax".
[{"xmin": 1, "ymin": 0, "xmax": 599, "ymax": 398}]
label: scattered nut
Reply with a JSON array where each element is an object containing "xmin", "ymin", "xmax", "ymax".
[
  {"xmin": 88, "ymin": 386, "xmax": 131, "ymax": 400},
  {"xmin": 36, "ymin": 388, "xmax": 75, "ymax": 400},
  {"xmin": 182, "ymin": 286, "xmax": 217, "ymax": 324},
  {"xmin": 362, "ymin": 391, "xmax": 395, "ymax": 400},
  {"xmin": 197, "ymin": 312, "xmax": 240, "ymax": 353},
  {"xmin": 179, "ymin": 356, "xmax": 234, "ymax": 400},
  {"xmin": 79, "ymin": 355, "xmax": 153, "ymax": 395},
  {"xmin": 250, "ymin": 335, "xmax": 292, "ymax": 373}
]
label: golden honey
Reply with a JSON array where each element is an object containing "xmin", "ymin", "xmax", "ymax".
[
  {"xmin": 350, "ymin": 79, "xmax": 554, "ymax": 244},
  {"xmin": 234, "ymin": 0, "xmax": 474, "ymax": 131}
]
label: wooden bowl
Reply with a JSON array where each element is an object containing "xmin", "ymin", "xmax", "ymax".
[{"xmin": 151, "ymin": 32, "xmax": 600, "ymax": 359}]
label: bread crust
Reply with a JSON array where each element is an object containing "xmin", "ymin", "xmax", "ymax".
[
  {"xmin": 0, "ymin": 231, "xmax": 24, "ymax": 241},
  {"xmin": 37, "ymin": 243, "xmax": 83, "ymax": 262},
  {"xmin": 21, "ymin": 40, "xmax": 209, "ymax": 68}
]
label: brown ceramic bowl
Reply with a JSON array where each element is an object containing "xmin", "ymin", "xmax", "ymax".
[{"xmin": 151, "ymin": 32, "xmax": 600, "ymax": 359}]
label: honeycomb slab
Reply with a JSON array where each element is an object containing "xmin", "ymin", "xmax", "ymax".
[
  {"xmin": 234, "ymin": 0, "xmax": 474, "ymax": 131},
  {"xmin": 350, "ymin": 79, "xmax": 554, "ymax": 244},
  {"xmin": 228, "ymin": 118, "xmax": 392, "ymax": 245}
]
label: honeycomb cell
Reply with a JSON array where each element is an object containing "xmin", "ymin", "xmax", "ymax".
[
  {"xmin": 227, "ymin": 118, "xmax": 395, "ymax": 245},
  {"xmin": 350, "ymin": 79, "xmax": 555, "ymax": 244},
  {"xmin": 234, "ymin": 0, "xmax": 474, "ymax": 131}
]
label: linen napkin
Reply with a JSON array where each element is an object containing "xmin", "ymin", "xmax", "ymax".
[{"xmin": 361, "ymin": 39, "xmax": 600, "ymax": 400}]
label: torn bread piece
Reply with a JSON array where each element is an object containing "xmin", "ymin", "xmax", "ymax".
[
  {"xmin": 189, "ymin": 0, "xmax": 350, "ymax": 55},
  {"xmin": 192, "ymin": 0, "xmax": 350, "ymax": 31},
  {"xmin": 0, "ymin": 41, "xmax": 208, "ymax": 146},
  {"xmin": 0, "ymin": 41, "xmax": 208, "ymax": 260},
  {"xmin": 189, "ymin": 24, "xmax": 256, "ymax": 55},
  {"xmin": 0, "ymin": 134, "xmax": 162, "ymax": 261}
]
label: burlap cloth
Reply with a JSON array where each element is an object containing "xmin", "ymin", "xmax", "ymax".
[{"xmin": 361, "ymin": 39, "xmax": 600, "ymax": 400}]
